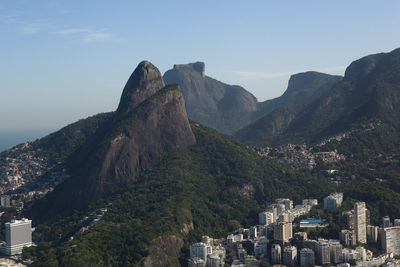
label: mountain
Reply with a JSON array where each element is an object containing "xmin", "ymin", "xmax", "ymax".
[
  {"xmin": 28, "ymin": 122, "xmax": 337, "ymax": 266},
  {"xmin": 31, "ymin": 112, "xmax": 114, "ymax": 164},
  {"xmin": 22, "ymin": 61, "xmax": 339, "ymax": 266},
  {"xmin": 256, "ymin": 71, "xmax": 342, "ymax": 117},
  {"xmin": 163, "ymin": 62, "xmax": 341, "ymax": 134},
  {"xmin": 16, "ymin": 54, "xmax": 400, "ymax": 266},
  {"xmin": 31, "ymin": 61, "xmax": 195, "ymax": 216},
  {"xmin": 26, "ymin": 122, "xmax": 400, "ymax": 267},
  {"xmin": 234, "ymin": 48, "xmax": 400, "ymax": 148},
  {"xmin": 163, "ymin": 62, "xmax": 258, "ymax": 134}
]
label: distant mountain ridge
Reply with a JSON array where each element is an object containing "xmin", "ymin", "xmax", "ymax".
[
  {"xmin": 164, "ymin": 62, "xmax": 341, "ymax": 134},
  {"xmin": 235, "ymin": 48, "xmax": 400, "ymax": 148}
]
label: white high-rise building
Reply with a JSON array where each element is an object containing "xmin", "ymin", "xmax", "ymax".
[
  {"xmin": 259, "ymin": 211, "xmax": 274, "ymax": 226},
  {"xmin": 271, "ymin": 244, "xmax": 281, "ymax": 264},
  {"xmin": 339, "ymin": 229, "xmax": 356, "ymax": 246},
  {"xmin": 274, "ymin": 221, "xmax": 292, "ymax": 243},
  {"xmin": 282, "ymin": 246, "xmax": 297, "ymax": 267},
  {"xmin": 276, "ymin": 198, "xmax": 293, "ymax": 211},
  {"xmin": 207, "ymin": 253, "xmax": 222, "ymax": 267},
  {"xmin": 380, "ymin": 226, "xmax": 400, "ymax": 255},
  {"xmin": 300, "ymin": 248, "xmax": 315, "ymax": 266},
  {"xmin": 190, "ymin": 242, "xmax": 212, "ymax": 262},
  {"xmin": 354, "ymin": 202, "xmax": 367, "ymax": 243},
  {"xmin": 323, "ymin": 192, "xmax": 343, "ymax": 210},
  {"xmin": 276, "ymin": 203, "xmax": 286, "ymax": 217},
  {"xmin": 315, "ymin": 239, "xmax": 330, "ymax": 265},
  {"xmin": 254, "ymin": 238, "xmax": 268, "ymax": 260},
  {"xmin": 329, "ymin": 239, "xmax": 343, "ymax": 264},
  {"xmin": 249, "ymin": 226, "xmax": 257, "ymax": 239},
  {"xmin": 267, "ymin": 204, "xmax": 278, "ymax": 222},
  {"xmin": 367, "ymin": 225, "xmax": 379, "ymax": 242},
  {"xmin": 3, "ymin": 218, "xmax": 33, "ymax": 255}
]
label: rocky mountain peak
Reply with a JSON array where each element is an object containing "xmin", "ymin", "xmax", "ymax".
[
  {"xmin": 32, "ymin": 61, "xmax": 196, "ymax": 216},
  {"xmin": 173, "ymin": 62, "xmax": 205, "ymax": 77},
  {"xmin": 344, "ymin": 54, "xmax": 384, "ymax": 81},
  {"xmin": 283, "ymin": 71, "xmax": 342, "ymax": 96},
  {"xmin": 344, "ymin": 48, "xmax": 400, "ymax": 84},
  {"xmin": 117, "ymin": 60, "xmax": 165, "ymax": 113}
]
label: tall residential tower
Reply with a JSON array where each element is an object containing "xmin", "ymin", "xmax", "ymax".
[
  {"xmin": 3, "ymin": 218, "xmax": 33, "ymax": 255},
  {"xmin": 354, "ymin": 202, "xmax": 367, "ymax": 243}
]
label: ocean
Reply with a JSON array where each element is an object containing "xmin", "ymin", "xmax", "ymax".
[{"xmin": 0, "ymin": 130, "xmax": 53, "ymax": 153}]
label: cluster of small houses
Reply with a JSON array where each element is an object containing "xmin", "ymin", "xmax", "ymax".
[
  {"xmin": 188, "ymin": 193, "xmax": 400, "ymax": 267},
  {"xmin": 0, "ymin": 143, "xmax": 66, "ymax": 211},
  {"xmin": 0, "ymin": 143, "xmax": 49, "ymax": 193},
  {"xmin": 254, "ymin": 144, "xmax": 345, "ymax": 170}
]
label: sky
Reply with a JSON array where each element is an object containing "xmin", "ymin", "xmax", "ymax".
[{"xmin": 1, "ymin": 0, "xmax": 400, "ymax": 134}]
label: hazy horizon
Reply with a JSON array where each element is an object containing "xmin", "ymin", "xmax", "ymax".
[{"xmin": 0, "ymin": 129, "xmax": 54, "ymax": 152}]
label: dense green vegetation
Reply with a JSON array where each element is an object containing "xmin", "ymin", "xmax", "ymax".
[
  {"xmin": 22, "ymin": 121, "xmax": 400, "ymax": 266},
  {"xmin": 16, "ymin": 48, "xmax": 400, "ymax": 266},
  {"xmin": 32, "ymin": 112, "xmax": 113, "ymax": 164},
  {"xmin": 18, "ymin": 122, "xmax": 400, "ymax": 267},
  {"xmin": 25, "ymin": 123, "xmax": 334, "ymax": 266},
  {"xmin": 313, "ymin": 122, "xmax": 400, "ymax": 197}
]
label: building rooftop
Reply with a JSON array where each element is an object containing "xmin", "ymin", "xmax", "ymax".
[
  {"xmin": 6, "ymin": 218, "xmax": 31, "ymax": 226},
  {"xmin": 300, "ymin": 219, "xmax": 327, "ymax": 224}
]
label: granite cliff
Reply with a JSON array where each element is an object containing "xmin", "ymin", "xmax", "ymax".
[
  {"xmin": 33, "ymin": 61, "xmax": 196, "ymax": 216},
  {"xmin": 164, "ymin": 63, "xmax": 341, "ymax": 134},
  {"xmin": 164, "ymin": 62, "xmax": 257, "ymax": 134}
]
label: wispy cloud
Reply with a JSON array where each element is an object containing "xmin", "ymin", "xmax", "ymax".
[
  {"xmin": 55, "ymin": 28, "xmax": 111, "ymax": 41},
  {"xmin": 0, "ymin": 13, "xmax": 112, "ymax": 41},
  {"xmin": 54, "ymin": 28, "xmax": 87, "ymax": 35},
  {"xmin": 83, "ymin": 32, "xmax": 111, "ymax": 42},
  {"xmin": 0, "ymin": 14, "xmax": 50, "ymax": 34},
  {"xmin": 225, "ymin": 66, "xmax": 347, "ymax": 81},
  {"xmin": 0, "ymin": 14, "xmax": 20, "ymax": 24},
  {"xmin": 21, "ymin": 21, "xmax": 50, "ymax": 34}
]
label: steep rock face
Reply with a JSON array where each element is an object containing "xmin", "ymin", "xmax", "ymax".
[
  {"xmin": 164, "ymin": 63, "xmax": 341, "ymax": 134},
  {"xmin": 141, "ymin": 235, "xmax": 184, "ymax": 267},
  {"xmin": 117, "ymin": 61, "xmax": 165, "ymax": 113},
  {"xmin": 35, "ymin": 61, "xmax": 195, "ymax": 215},
  {"xmin": 256, "ymin": 71, "xmax": 342, "ymax": 117},
  {"xmin": 163, "ymin": 62, "xmax": 258, "ymax": 134},
  {"xmin": 235, "ymin": 48, "xmax": 400, "ymax": 146}
]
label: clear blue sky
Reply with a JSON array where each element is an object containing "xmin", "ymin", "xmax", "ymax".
[{"xmin": 1, "ymin": 0, "xmax": 400, "ymax": 132}]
